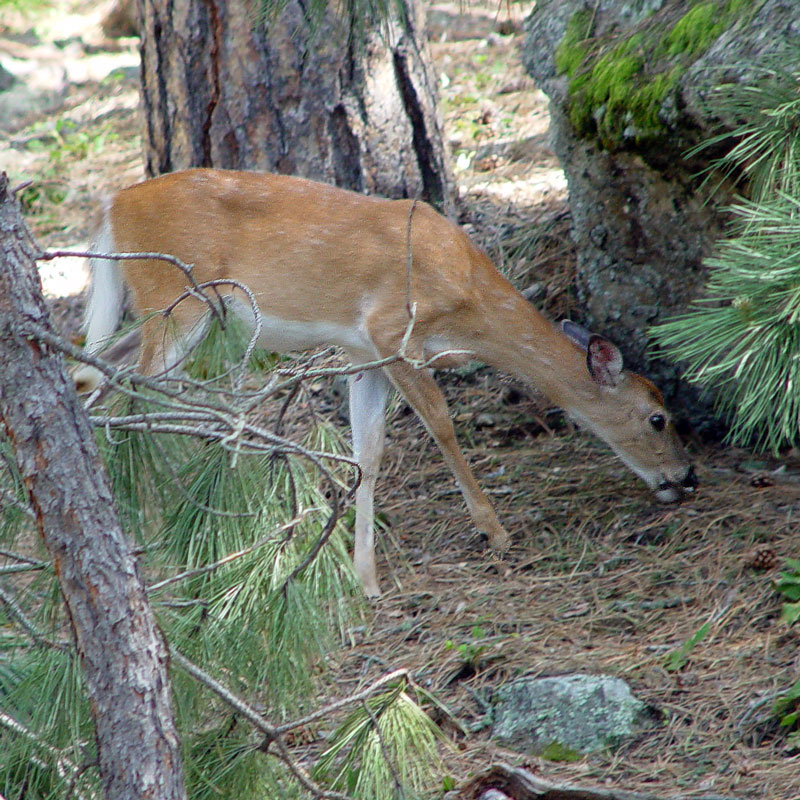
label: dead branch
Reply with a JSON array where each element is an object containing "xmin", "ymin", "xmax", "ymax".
[{"xmin": 448, "ymin": 763, "xmax": 742, "ymax": 800}]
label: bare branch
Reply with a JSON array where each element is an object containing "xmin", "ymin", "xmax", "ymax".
[
  {"xmin": 0, "ymin": 711, "xmax": 88, "ymax": 794},
  {"xmin": 162, "ymin": 277, "xmax": 264, "ymax": 393},
  {"xmin": 38, "ymin": 248, "xmax": 226, "ymax": 328},
  {"xmin": 405, "ymin": 197, "xmax": 419, "ymax": 318},
  {"xmin": 0, "ymin": 547, "xmax": 47, "ymax": 566},
  {"xmin": 170, "ymin": 648, "xmax": 353, "ymax": 800},
  {"xmin": 0, "ymin": 486, "xmax": 35, "ymax": 518},
  {"xmin": 0, "ymin": 562, "xmax": 49, "ymax": 575},
  {"xmin": 273, "ymin": 669, "xmax": 411, "ymax": 736},
  {"xmin": 170, "ymin": 651, "xmax": 422, "ymax": 799},
  {"xmin": 10, "ymin": 179, "xmax": 33, "ymax": 195}
]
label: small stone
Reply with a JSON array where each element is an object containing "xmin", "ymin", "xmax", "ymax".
[{"xmin": 492, "ymin": 673, "xmax": 656, "ymax": 756}]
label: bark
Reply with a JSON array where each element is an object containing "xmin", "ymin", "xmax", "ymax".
[
  {"xmin": 0, "ymin": 173, "xmax": 186, "ymax": 799},
  {"xmin": 137, "ymin": 0, "xmax": 455, "ymax": 214}
]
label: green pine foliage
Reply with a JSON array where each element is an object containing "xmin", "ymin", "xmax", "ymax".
[
  {"xmin": 0, "ymin": 437, "xmax": 28, "ymax": 547},
  {"xmin": 1, "ymin": 311, "xmax": 445, "ymax": 798},
  {"xmin": 158, "ymin": 438, "xmax": 361, "ymax": 716},
  {"xmin": 314, "ymin": 682, "xmax": 445, "ymax": 800},
  {"xmin": 0, "ymin": 647, "xmax": 97, "ymax": 799},
  {"xmin": 185, "ymin": 312, "xmax": 279, "ymax": 381},
  {"xmin": 182, "ymin": 717, "xmax": 279, "ymax": 800},
  {"xmin": 651, "ymin": 63, "xmax": 800, "ymax": 451},
  {"xmin": 95, "ymin": 391, "xmax": 193, "ymax": 539}
]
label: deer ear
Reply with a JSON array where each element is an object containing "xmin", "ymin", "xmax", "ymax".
[
  {"xmin": 586, "ymin": 334, "xmax": 624, "ymax": 388},
  {"xmin": 560, "ymin": 320, "xmax": 591, "ymax": 350}
]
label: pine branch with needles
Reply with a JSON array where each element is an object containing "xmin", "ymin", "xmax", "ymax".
[{"xmin": 652, "ymin": 57, "xmax": 800, "ymax": 451}]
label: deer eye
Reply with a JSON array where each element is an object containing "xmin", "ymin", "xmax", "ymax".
[{"xmin": 649, "ymin": 413, "xmax": 666, "ymax": 432}]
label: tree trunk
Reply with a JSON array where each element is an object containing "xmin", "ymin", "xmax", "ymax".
[
  {"xmin": 137, "ymin": 0, "xmax": 455, "ymax": 214},
  {"xmin": 0, "ymin": 174, "xmax": 186, "ymax": 800}
]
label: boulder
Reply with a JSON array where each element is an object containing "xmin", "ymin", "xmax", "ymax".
[
  {"xmin": 522, "ymin": 0, "xmax": 800, "ymax": 425},
  {"xmin": 492, "ymin": 673, "xmax": 656, "ymax": 757}
]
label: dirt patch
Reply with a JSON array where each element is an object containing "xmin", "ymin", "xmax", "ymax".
[{"xmin": 2, "ymin": 2, "xmax": 799, "ymax": 798}]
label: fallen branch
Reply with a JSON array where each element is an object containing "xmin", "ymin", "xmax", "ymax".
[{"xmin": 447, "ymin": 763, "xmax": 742, "ymax": 800}]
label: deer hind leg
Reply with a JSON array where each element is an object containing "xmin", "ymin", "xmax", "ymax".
[
  {"xmin": 347, "ymin": 364, "xmax": 392, "ymax": 598},
  {"xmin": 137, "ymin": 301, "xmax": 211, "ymax": 378},
  {"xmin": 383, "ymin": 360, "xmax": 511, "ymax": 555}
]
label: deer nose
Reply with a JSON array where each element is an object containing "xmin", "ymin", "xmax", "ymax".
[
  {"xmin": 682, "ymin": 465, "xmax": 698, "ymax": 492},
  {"xmin": 656, "ymin": 465, "xmax": 697, "ymax": 497}
]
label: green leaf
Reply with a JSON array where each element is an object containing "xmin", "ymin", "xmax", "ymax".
[
  {"xmin": 780, "ymin": 601, "xmax": 800, "ymax": 626},
  {"xmin": 664, "ymin": 621, "xmax": 712, "ymax": 672},
  {"xmin": 773, "ymin": 679, "xmax": 800, "ymax": 733}
]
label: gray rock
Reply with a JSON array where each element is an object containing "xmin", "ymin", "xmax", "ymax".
[{"xmin": 492, "ymin": 674, "xmax": 656, "ymax": 757}]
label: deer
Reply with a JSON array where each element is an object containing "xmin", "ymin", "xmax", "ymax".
[{"xmin": 74, "ymin": 168, "xmax": 697, "ymax": 597}]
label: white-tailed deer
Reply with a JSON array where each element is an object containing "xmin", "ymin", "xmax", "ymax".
[{"xmin": 76, "ymin": 168, "xmax": 697, "ymax": 596}]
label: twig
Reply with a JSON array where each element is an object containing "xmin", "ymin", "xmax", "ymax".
[
  {"xmin": 38, "ymin": 248, "xmax": 226, "ymax": 329},
  {"xmin": 0, "ymin": 711, "xmax": 86, "ymax": 794},
  {"xmin": 0, "ymin": 547, "xmax": 44, "ymax": 565},
  {"xmin": 160, "ymin": 277, "xmax": 264, "ymax": 388},
  {"xmin": 277, "ymin": 495, "xmax": 341, "ymax": 595},
  {"xmin": 64, "ymin": 758, "xmax": 100, "ymax": 800},
  {"xmin": 0, "ymin": 583, "xmax": 69, "ymax": 651},
  {"xmin": 0, "ymin": 562, "xmax": 49, "ymax": 575},
  {"xmin": 170, "ymin": 648, "xmax": 353, "ymax": 800},
  {"xmin": 10, "ymin": 179, "xmax": 33, "ymax": 195},
  {"xmin": 273, "ymin": 669, "xmax": 411, "ymax": 735},
  {"xmin": 0, "ymin": 487, "xmax": 35, "ymax": 518},
  {"xmin": 405, "ymin": 197, "xmax": 419, "ymax": 318}
]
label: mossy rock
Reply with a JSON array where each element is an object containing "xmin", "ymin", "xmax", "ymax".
[
  {"xmin": 521, "ymin": 0, "xmax": 794, "ymax": 425},
  {"xmin": 546, "ymin": 0, "xmax": 760, "ymax": 151},
  {"xmin": 492, "ymin": 674, "xmax": 657, "ymax": 756}
]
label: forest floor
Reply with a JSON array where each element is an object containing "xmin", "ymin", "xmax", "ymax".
[{"xmin": 2, "ymin": 1, "xmax": 800, "ymax": 798}]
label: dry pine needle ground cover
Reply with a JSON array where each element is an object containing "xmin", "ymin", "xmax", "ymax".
[{"xmin": 2, "ymin": 1, "xmax": 799, "ymax": 797}]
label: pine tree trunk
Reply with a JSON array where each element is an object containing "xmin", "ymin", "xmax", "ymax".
[
  {"xmin": 137, "ymin": 0, "xmax": 455, "ymax": 214},
  {"xmin": 0, "ymin": 174, "xmax": 186, "ymax": 800}
]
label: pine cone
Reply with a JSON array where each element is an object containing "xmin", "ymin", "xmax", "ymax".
[{"xmin": 747, "ymin": 545, "xmax": 778, "ymax": 571}]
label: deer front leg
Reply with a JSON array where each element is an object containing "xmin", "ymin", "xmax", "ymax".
[
  {"xmin": 384, "ymin": 360, "xmax": 511, "ymax": 555},
  {"xmin": 348, "ymin": 366, "xmax": 391, "ymax": 597}
]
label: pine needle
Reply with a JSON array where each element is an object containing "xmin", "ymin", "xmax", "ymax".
[
  {"xmin": 652, "ymin": 55, "xmax": 800, "ymax": 451},
  {"xmin": 315, "ymin": 682, "xmax": 445, "ymax": 800}
]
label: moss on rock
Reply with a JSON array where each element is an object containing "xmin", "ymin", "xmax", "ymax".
[
  {"xmin": 554, "ymin": 8, "xmax": 594, "ymax": 78},
  {"xmin": 664, "ymin": 1, "xmax": 725, "ymax": 58},
  {"xmin": 557, "ymin": 0, "xmax": 757, "ymax": 150}
]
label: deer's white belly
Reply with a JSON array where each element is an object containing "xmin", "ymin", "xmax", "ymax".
[{"xmin": 254, "ymin": 312, "xmax": 373, "ymax": 354}]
